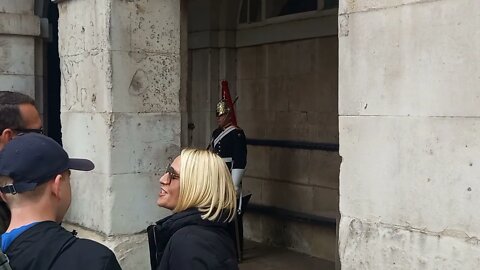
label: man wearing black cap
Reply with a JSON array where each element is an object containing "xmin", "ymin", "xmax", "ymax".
[
  {"xmin": 0, "ymin": 91, "xmax": 43, "ymax": 233},
  {"xmin": 0, "ymin": 133, "xmax": 121, "ymax": 270}
]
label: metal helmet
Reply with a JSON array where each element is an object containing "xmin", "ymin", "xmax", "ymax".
[{"xmin": 216, "ymin": 99, "xmax": 231, "ymax": 117}]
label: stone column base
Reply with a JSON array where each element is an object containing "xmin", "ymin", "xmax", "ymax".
[{"xmin": 63, "ymin": 223, "xmax": 150, "ymax": 270}]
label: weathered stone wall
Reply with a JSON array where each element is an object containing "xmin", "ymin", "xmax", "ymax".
[
  {"xmin": 57, "ymin": 0, "xmax": 181, "ymax": 268},
  {"xmin": 0, "ymin": 0, "xmax": 40, "ymax": 98},
  {"xmin": 187, "ymin": 0, "xmax": 340, "ymax": 260},
  {"xmin": 339, "ymin": 0, "xmax": 480, "ymax": 268},
  {"xmin": 239, "ymin": 37, "xmax": 340, "ymax": 261},
  {"xmin": 186, "ymin": 0, "xmax": 340, "ymax": 262}
]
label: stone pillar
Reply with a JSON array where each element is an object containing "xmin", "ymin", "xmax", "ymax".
[
  {"xmin": 0, "ymin": 0, "xmax": 42, "ymax": 98},
  {"xmin": 57, "ymin": 0, "xmax": 181, "ymax": 268},
  {"xmin": 339, "ymin": 0, "xmax": 480, "ymax": 269}
]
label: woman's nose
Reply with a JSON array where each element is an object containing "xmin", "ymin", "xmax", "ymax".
[{"xmin": 159, "ymin": 173, "xmax": 169, "ymax": 184}]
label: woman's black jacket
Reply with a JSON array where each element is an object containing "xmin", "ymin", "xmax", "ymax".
[{"xmin": 147, "ymin": 208, "xmax": 238, "ymax": 270}]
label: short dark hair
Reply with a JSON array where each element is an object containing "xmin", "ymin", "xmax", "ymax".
[{"xmin": 0, "ymin": 91, "xmax": 36, "ymax": 133}]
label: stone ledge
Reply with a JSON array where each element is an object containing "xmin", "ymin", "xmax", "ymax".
[
  {"xmin": 0, "ymin": 13, "xmax": 40, "ymax": 36},
  {"xmin": 339, "ymin": 216, "xmax": 480, "ymax": 269},
  {"xmin": 63, "ymin": 222, "xmax": 150, "ymax": 270}
]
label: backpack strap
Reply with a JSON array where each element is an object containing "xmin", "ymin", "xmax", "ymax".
[{"xmin": 0, "ymin": 250, "xmax": 12, "ymax": 270}]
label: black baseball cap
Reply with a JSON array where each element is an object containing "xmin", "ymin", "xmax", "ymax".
[{"xmin": 0, "ymin": 133, "xmax": 94, "ymax": 194}]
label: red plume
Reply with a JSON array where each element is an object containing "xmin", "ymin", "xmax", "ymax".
[{"xmin": 221, "ymin": 80, "xmax": 237, "ymax": 126}]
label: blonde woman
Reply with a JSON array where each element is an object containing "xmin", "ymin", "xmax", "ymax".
[{"xmin": 147, "ymin": 149, "xmax": 238, "ymax": 270}]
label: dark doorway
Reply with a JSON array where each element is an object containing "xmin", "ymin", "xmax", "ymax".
[{"xmin": 45, "ymin": 2, "xmax": 62, "ymax": 144}]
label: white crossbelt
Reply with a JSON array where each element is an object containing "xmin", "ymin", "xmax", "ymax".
[
  {"xmin": 222, "ymin": 157, "xmax": 233, "ymax": 163},
  {"xmin": 213, "ymin": 126, "xmax": 236, "ymax": 147}
]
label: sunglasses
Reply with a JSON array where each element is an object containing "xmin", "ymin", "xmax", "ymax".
[
  {"xmin": 14, "ymin": 128, "xmax": 44, "ymax": 135},
  {"xmin": 164, "ymin": 163, "xmax": 180, "ymax": 184}
]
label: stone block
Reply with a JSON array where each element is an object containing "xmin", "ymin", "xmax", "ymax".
[
  {"xmin": 312, "ymin": 186, "xmax": 339, "ymax": 217},
  {"xmin": 244, "ymin": 146, "xmax": 271, "ymax": 180},
  {"xmin": 208, "ymin": 50, "xmax": 220, "ymax": 85},
  {"xmin": 339, "ymin": 0, "xmax": 480, "ymax": 117},
  {"xmin": 309, "ymin": 150, "xmax": 340, "ymax": 188},
  {"xmin": 57, "ymin": 0, "xmax": 110, "ymax": 56},
  {"xmin": 237, "ymin": 47, "xmax": 258, "ymax": 80},
  {"xmin": 242, "ymin": 211, "xmax": 264, "ymax": 242},
  {"xmin": 262, "ymin": 179, "xmax": 314, "ymax": 214},
  {"xmin": 244, "ymin": 213, "xmax": 337, "ymax": 261},
  {"xmin": 237, "ymin": 46, "xmax": 267, "ymax": 80},
  {"xmin": 265, "ymin": 77, "xmax": 288, "ymax": 112},
  {"xmin": 308, "ymin": 112, "xmax": 339, "ymax": 143},
  {"xmin": 219, "ymin": 48, "xmax": 238, "ymax": 84},
  {"xmin": 269, "ymin": 148, "xmax": 311, "ymax": 185},
  {"xmin": 316, "ymin": 36, "xmax": 338, "ymax": 74},
  {"xmin": 236, "ymin": 79, "xmax": 268, "ymax": 111},
  {"xmin": 283, "ymin": 39, "xmax": 317, "ymax": 76},
  {"xmin": 340, "ymin": 116, "xmax": 480, "ymax": 236},
  {"xmin": 111, "ymin": 0, "xmax": 180, "ymax": 53},
  {"xmin": 0, "ymin": 74, "xmax": 34, "ymax": 95},
  {"xmin": 242, "ymin": 176, "xmax": 263, "ymax": 205},
  {"xmin": 266, "ymin": 43, "xmax": 287, "ymax": 77},
  {"xmin": 236, "ymin": 110, "xmax": 268, "ymax": 139},
  {"xmin": 339, "ymin": 0, "xmax": 428, "ymax": 14},
  {"xmin": 110, "ymin": 112, "xmax": 181, "ymax": 175},
  {"xmin": 61, "ymin": 112, "xmax": 111, "ymax": 175},
  {"xmin": 65, "ymin": 171, "xmax": 111, "ymax": 234},
  {"xmin": 0, "ymin": 13, "xmax": 40, "ymax": 36},
  {"xmin": 60, "ymin": 51, "xmax": 112, "ymax": 113},
  {"xmin": 339, "ymin": 217, "xmax": 480, "ymax": 270},
  {"xmin": 188, "ymin": 110, "xmax": 212, "ymax": 148},
  {"xmin": 66, "ymin": 170, "xmax": 172, "ymax": 235},
  {"xmin": 0, "ymin": 36, "xmax": 35, "ymax": 75},
  {"xmin": 286, "ymin": 74, "xmax": 338, "ymax": 114},
  {"xmin": 109, "ymin": 173, "xmax": 172, "ymax": 234},
  {"xmin": 268, "ymin": 111, "xmax": 309, "ymax": 141},
  {"xmin": 190, "ymin": 80, "xmax": 211, "ymax": 112},
  {"xmin": 297, "ymin": 73, "xmax": 338, "ymax": 114},
  {"xmin": 111, "ymin": 51, "xmax": 180, "ymax": 113},
  {"xmin": 0, "ymin": 0, "xmax": 34, "ymax": 14},
  {"xmin": 190, "ymin": 49, "xmax": 211, "ymax": 82}
]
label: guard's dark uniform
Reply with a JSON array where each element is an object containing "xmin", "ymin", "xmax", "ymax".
[
  {"xmin": 210, "ymin": 125, "xmax": 247, "ymax": 261},
  {"xmin": 210, "ymin": 126, "xmax": 247, "ymax": 173}
]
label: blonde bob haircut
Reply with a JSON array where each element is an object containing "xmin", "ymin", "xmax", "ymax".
[{"xmin": 173, "ymin": 149, "xmax": 237, "ymax": 222}]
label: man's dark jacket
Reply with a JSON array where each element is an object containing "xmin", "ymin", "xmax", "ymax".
[
  {"xmin": 4, "ymin": 221, "xmax": 121, "ymax": 270},
  {"xmin": 147, "ymin": 208, "xmax": 238, "ymax": 270}
]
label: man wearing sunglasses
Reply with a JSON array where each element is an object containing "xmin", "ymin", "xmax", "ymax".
[{"xmin": 0, "ymin": 91, "xmax": 43, "ymax": 233}]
